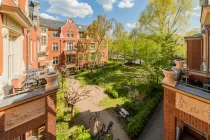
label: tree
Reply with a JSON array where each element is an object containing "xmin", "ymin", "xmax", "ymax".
[
  {"xmin": 64, "ymin": 82, "xmax": 91, "ymax": 118},
  {"xmin": 58, "ymin": 65, "xmax": 71, "ymax": 90},
  {"xmin": 139, "ymin": 0, "xmax": 193, "ymax": 38},
  {"xmin": 85, "ymin": 15, "xmax": 113, "ymax": 70},
  {"xmin": 113, "ymin": 21, "xmax": 124, "ymax": 62},
  {"xmin": 137, "ymin": 0, "xmax": 193, "ymax": 83},
  {"xmin": 130, "ymin": 29, "xmax": 139, "ymax": 64}
]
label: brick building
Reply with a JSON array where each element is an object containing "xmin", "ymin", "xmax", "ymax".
[
  {"xmin": 162, "ymin": 0, "xmax": 210, "ymax": 139},
  {"xmin": 38, "ymin": 17, "xmax": 108, "ymax": 70},
  {"xmin": 0, "ymin": 0, "xmax": 58, "ymax": 139}
]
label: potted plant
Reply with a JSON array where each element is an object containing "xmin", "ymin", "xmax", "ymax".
[
  {"xmin": 175, "ymin": 59, "xmax": 185, "ymax": 69},
  {"xmin": 162, "ymin": 68, "xmax": 177, "ymax": 87}
]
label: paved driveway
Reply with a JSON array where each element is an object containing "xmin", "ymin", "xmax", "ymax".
[{"xmin": 138, "ymin": 101, "xmax": 164, "ymax": 140}]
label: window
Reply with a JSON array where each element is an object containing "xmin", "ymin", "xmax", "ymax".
[
  {"xmin": 101, "ymin": 52, "xmax": 105, "ymax": 59},
  {"xmin": 79, "ymin": 54, "xmax": 83, "ymax": 61},
  {"xmin": 71, "ymin": 31, "xmax": 74, "ymax": 38},
  {"xmin": 53, "ymin": 31, "xmax": 59, "ymax": 37},
  {"xmin": 78, "ymin": 43, "xmax": 82, "ymax": 50},
  {"xmin": 91, "ymin": 53, "xmax": 95, "ymax": 61},
  {"xmin": 69, "ymin": 25, "xmax": 72, "ymax": 29},
  {"xmin": 66, "ymin": 55, "xmax": 74, "ymax": 63},
  {"xmin": 41, "ymin": 28, "xmax": 47, "ymax": 33},
  {"xmin": 91, "ymin": 43, "xmax": 95, "ymax": 50},
  {"xmin": 84, "ymin": 54, "xmax": 88, "ymax": 61},
  {"xmin": 67, "ymin": 32, "xmax": 70, "ymax": 37},
  {"xmin": 52, "ymin": 43, "xmax": 58, "ymax": 51},
  {"xmin": 41, "ymin": 36, "xmax": 46, "ymax": 45},
  {"xmin": 84, "ymin": 43, "xmax": 87, "ymax": 50},
  {"xmin": 66, "ymin": 43, "xmax": 73, "ymax": 51},
  {"xmin": 53, "ymin": 57, "xmax": 59, "ymax": 65}
]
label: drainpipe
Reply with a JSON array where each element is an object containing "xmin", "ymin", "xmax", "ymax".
[
  {"xmin": 26, "ymin": 29, "xmax": 30, "ymax": 72},
  {"xmin": 207, "ymin": 27, "xmax": 210, "ymax": 73}
]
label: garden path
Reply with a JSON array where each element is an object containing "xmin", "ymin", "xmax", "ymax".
[
  {"xmin": 138, "ymin": 101, "xmax": 164, "ymax": 140},
  {"xmin": 68, "ymin": 76, "xmax": 130, "ymax": 140}
]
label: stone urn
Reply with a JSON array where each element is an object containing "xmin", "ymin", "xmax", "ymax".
[
  {"xmin": 162, "ymin": 69, "xmax": 177, "ymax": 87},
  {"xmin": 175, "ymin": 60, "xmax": 185, "ymax": 69},
  {"xmin": 203, "ymin": 62, "xmax": 207, "ymax": 72},
  {"xmin": 45, "ymin": 72, "xmax": 58, "ymax": 90}
]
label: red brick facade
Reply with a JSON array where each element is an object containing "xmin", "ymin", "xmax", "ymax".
[
  {"xmin": 164, "ymin": 88, "xmax": 176, "ymax": 140},
  {"xmin": 0, "ymin": 91, "xmax": 57, "ymax": 140},
  {"xmin": 39, "ymin": 18, "xmax": 108, "ymax": 68},
  {"xmin": 45, "ymin": 94, "xmax": 56, "ymax": 140},
  {"xmin": 0, "ymin": 13, "xmax": 3, "ymax": 75},
  {"xmin": 164, "ymin": 86, "xmax": 210, "ymax": 140}
]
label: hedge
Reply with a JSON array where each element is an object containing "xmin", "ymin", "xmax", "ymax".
[{"xmin": 126, "ymin": 94, "xmax": 162, "ymax": 138}]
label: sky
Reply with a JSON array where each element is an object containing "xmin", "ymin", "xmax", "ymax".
[{"xmin": 37, "ymin": 0, "xmax": 201, "ymax": 32}]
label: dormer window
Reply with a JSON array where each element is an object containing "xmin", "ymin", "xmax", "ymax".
[
  {"xmin": 41, "ymin": 28, "xmax": 47, "ymax": 33},
  {"xmin": 53, "ymin": 31, "xmax": 59, "ymax": 37},
  {"xmin": 67, "ymin": 31, "xmax": 70, "ymax": 37},
  {"xmin": 71, "ymin": 32, "xmax": 74, "ymax": 38}
]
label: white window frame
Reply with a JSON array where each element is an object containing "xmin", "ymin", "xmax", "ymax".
[
  {"xmin": 41, "ymin": 36, "xmax": 46, "ymax": 45},
  {"xmin": 66, "ymin": 43, "xmax": 73, "ymax": 51},
  {"xmin": 91, "ymin": 43, "xmax": 95, "ymax": 50},
  {"xmin": 71, "ymin": 31, "xmax": 74, "ymax": 38},
  {"xmin": 52, "ymin": 43, "xmax": 58, "ymax": 51},
  {"xmin": 79, "ymin": 54, "xmax": 83, "ymax": 61},
  {"xmin": 66, "ymin": 55, "xmax": 74, "ymax": 63},
  {"xmin": 53, "ymin": 57, "xmax": 59, "ymax": 65},
  {"xmin": 102, "ymin": 52, "xmax": 105, "ymax": 59},
  {"xmin": 84, "ymin": 43, "xmax": 87, "ymax": 50},
  {"xmin": 41, "ymin": 28, "xmax": 47, "ymax": 33}
]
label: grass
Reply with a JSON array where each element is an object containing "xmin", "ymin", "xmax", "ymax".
[{"xmin": 99, "ymin": 96, "xmax": 130, "ymax": 108}]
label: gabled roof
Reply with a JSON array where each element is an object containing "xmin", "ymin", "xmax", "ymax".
[
  {"xmin": 184, "ymin": 33, "xmax": 202, "ymax": 39},
  {"xmin": 40, "ymin": 17, "xmax": 88, "ymax": 31},
  {"xmin": 76, "ymin": 24, "xmax": 88, "ymax": 32},
  {"xmin": 40, "ymin": 17, "xmax": 66, "ymax": 30}
]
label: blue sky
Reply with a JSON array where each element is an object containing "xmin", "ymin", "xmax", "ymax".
[{"xmin": 37, "ymin": 0, "xmax": 201, "ymax": 32}]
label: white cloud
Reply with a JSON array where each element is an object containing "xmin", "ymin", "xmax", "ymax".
[
  {"xmin": 186, "ymin": 6, "xmax": 201, "ymax": 17},
  {"xmin": 47, "ymin": 0, "xmax": 93, "ymax": 18},
  {"xmin": 97, "ymin": 0, "xmax": 116, "ymax": 11},
  {"xmin": 40, "ymin": 13, "xmax": 59, "ymax": 20},
  {"xmin": 118, "ymin": 0, "xmax": 134, "ymax": 8},
  {"xmin": 125, "ymin": 22, "xmax": 139, "ymax": 29}
]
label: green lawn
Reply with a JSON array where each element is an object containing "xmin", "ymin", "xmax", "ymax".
[
  {"xmin": 75, "ymin": 62, "xmax": 163, "ymax": 138},
  {"xmin": 99, "ymin": 97, "xmax": 130, "ymax": 108}
]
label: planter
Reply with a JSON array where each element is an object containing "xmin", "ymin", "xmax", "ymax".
[
  {"xmin": 162, "ymin": 69, "xmax": 177, "ymax": 87},
  {"xmin": 175, "ymin": 60, "xmax": 185, "ymax": 69},
  {"xmin": 44, "ymin": 72, "xmax": 58, "ymax": 90}
]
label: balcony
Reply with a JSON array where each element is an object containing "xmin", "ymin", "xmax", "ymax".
[
  {"xmin": 201, "ymin": 5, "xmax": 210, "ymax": 25},
  {"xmin": 0, "ymin": 69, "xmax": 59, "ymax": 108},
  {"xmin": 64, "ymin": 49, "xmax": 77, "ymax": 55},
  {"xmin": 162, "ymin": 60, "xmax": 210, "ymax": 100}
]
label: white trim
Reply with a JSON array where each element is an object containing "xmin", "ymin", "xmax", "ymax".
[{"xmin": 0, "ymin": 0, "xmax": 2, "ymax": 6}]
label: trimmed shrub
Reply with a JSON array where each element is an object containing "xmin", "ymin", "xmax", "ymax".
[
  {"xmin": 126, "ymin": 94, "xmax": 162, "ymax": 138},
  {"xmin": 105, "ymin": 86, "xmax": 118, "ymax": 98}
]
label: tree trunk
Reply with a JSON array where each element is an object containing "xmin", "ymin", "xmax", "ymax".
[{"xmin": 71, "ymin": 104, "xmax": 75, "ymax": 119}]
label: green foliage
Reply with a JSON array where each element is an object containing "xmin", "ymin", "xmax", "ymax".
[
  {"xmin": 57, "ymin": 122, "xmax": 70, "ymax": 140},
  {"xmin": 105, "ymin": 85, "xmax": 118, "ymax": 98},
  {"xmin": 69, "ymin": 125, "xmax": 92, "ymax": 140},
  {"xmin": 126, "ymin": 94, "xmax": 163, "ymax": 138}
]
